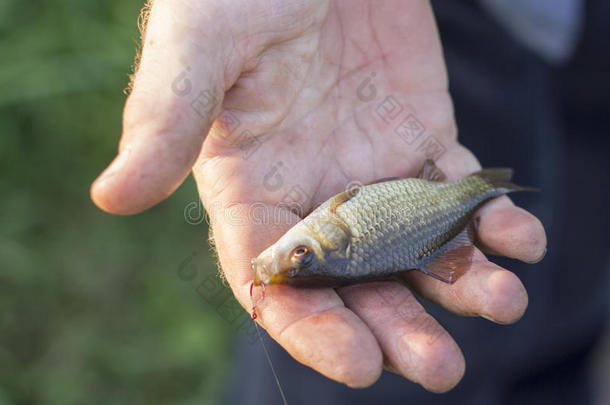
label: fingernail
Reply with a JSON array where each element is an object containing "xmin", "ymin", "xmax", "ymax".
[
  {"xmin": 95, "ymin": 148, "xmax": 131, "ymax": 185},
  {"xmin": 479, "ymin": 313, "xmax": 501, "ymax": 324}
]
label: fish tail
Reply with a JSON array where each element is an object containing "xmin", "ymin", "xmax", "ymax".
[{"xmin": 471, "ymin": 168, "xmax": 539, "ymax": 193}]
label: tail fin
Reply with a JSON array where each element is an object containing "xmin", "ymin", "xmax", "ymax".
[{"xmin": 471, "ymin": 168, "xmax": 539, "ymax": 193}]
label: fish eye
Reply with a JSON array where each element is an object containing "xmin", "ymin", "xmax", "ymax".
[
  {"xmin": 291, "ymin": 246, "xmax": 313, "ymax": 267},
  {"xmin": 294, "ymin": 247, "xmax": 308, "ymax": 256}
]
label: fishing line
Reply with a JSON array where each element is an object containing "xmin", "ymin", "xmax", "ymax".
[{"xmin": 250, "ymin": 282, "xmax": 288, "ymax": 405}]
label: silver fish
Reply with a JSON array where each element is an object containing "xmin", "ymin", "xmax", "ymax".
[{"xmin": 252, "ymin": 160, "xmax": 534, "ymax": 287}]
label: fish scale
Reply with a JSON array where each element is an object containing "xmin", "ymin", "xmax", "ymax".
[
  {"xmin": 330, "ymin": 176, "xmax": 494, "ymax": 278},
  {"xmin": 251, "ymin": 160, "xmax": 533, "ymax": 287}
]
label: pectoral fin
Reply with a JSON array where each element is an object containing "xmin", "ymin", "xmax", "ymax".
[{"xmin": 416, "ymin": 224, "xmax": 475, "ymax": 284}]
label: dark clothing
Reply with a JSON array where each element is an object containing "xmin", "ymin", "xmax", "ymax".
[{"xmin": 226, "ymin": 1, "xmax": 610, "ymax": 404}]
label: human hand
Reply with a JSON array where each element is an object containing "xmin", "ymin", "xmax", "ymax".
[{"xmin": 91, "ymin": 0, "xmax": 546, "ymax": 392}]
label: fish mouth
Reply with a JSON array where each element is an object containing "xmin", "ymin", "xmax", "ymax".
[
  {"xmin": 252, "ymin": 273, "xmax": 264, "ymax": 286},
  {"xmin": 252, "ymin": 258, "xmax": 266, "ymax": 286},
  {"xmin": 266, "ymin": 273, "xmax": 290, "ymax": 285},
  {"xmin": 251, "ymin": 257, "xmax": 288, "ymax": 286},
  {"xmin": 253, "ymin": 271, "xmax": 288, "ymax": 286}
]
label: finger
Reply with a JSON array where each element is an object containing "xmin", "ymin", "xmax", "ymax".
[
  {"xmin": 474, "ymin": 197, "xmax": 547, "ymax": 263},
  {"xmin": 338, "ymin": 281, "xmax": 465, "ymax": 393},
  {"xmin": 91, "ymin": 1, "xmax": 233, "ymax": 214},
  {"xmin": 206, "ymin": 200, "xmax": 383, "ymax": 388},
  {"xmin": 403, "ymin": 249, "xmax": 529, "ymax": 324},
  {"xmin": 436, "ymin": 146, "xmax": 547, "ymax": 263}
]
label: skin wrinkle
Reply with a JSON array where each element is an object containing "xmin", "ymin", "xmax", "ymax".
[
  {"xmin": 351, "ymin": 108, "xmax": 377, "ymax": 164},
  {"xmin": 300, "ymin": 82, "xmax": 350, "ymax": 151},
  {"xmin": 302, "ymin": 11, "xmax": 389, "ymax": 134},
  {"xmin": 322, "ymin": 113, "xmax": 376, "ymax": 195},
  {"xmin": 230, "ymin": 1, "xmax": 327, "ymax": 76},
  {"xmin": 247, "ymin": 3, "xmax": 324, "ymax": 49},
  {"xmin": 332, "ymin": 0, "xmax": 347, "ymax": 73},
  {"xmin": 275, "ymin": 302, "xmax": 347, "ymax": 341},
  {"xmin": 334, "ymin": 58, "xmax": 382, "ymax": 88},
  {"xmin": 329, "ymin": 158, "xmax": 353, "ymax": 196},
  {"xmin": 197, "ymin": 160, "xmax": 243, "ymax": 204},
  {"xmin": 93, "ymin": 0, "xmax": 548, "ymax": 389},
  {"xmin": 258, "ymin": 23, "xmax": 395, "ymax": 166},
  {"xmin": 218, "ymin": 4, "xmax": 244, "ymax": 89},
  {"xmin": 405, "ymin": 254, "xmax": 527, "ymax": 324},
  {"xmin": 367, "ymin": 3, "xmax": 390, "ymax": 70},
  {"xmin": 383, "ymin": 359, "xmax": 400, "ymax": 374},
  {"xmin": 315, "ymin": 87, "xmax": 382, "ymax": 163},
  {"xmin": 474, "ymin": 203, "xmax": 546, "ymax": 262},
  {"xmin": 348, "ymin": 36, "xmax": 368, "ymax": 59},
  {"xmin": 239, "ymin": 282, "xmax": 383, "ymax": 386},
  {"xmin": 340, "ymin": 282, "xmax": 457, "ymax": 388},
  {"xmin": 217, "ymin": 39, "xmax": 343, "ymax": 158},
  {"xmin": 381, "ymin": 286, "xmax": 436, "ymax": 333},
  {"xmin": 122, "ymin": 94, "xmax": 208, "ymax": 147},
  {"xmin": 215, "ymin": 3, "xmax": 331, "ymax": 144},
  {"xmin": 333, "ymin": 4, "xmax": 382, "ymax": 74},
  {"xmin": 223, "ymin": 45, "xmax": 315, "ymax": 133},
  {"xmin": 310, "ymin": 158, "xmax": 334, "ymax": 209},
  {"xmin": 396, "ymin": 314, "xmax": 449, "ymax": 366},
  {"xmin": 319, "ymin": 87, "xmax": 456, "ymax": 181},
  {"xmin": 444, "ymin": 251, "xmax": 490, "ymax": 316},
  {"xmin": 447, "ymin": 280, "xmax": 471, "ymax": 316},
  {"xmin": 266, "ymin": 3, "xmax": 344, "ymax": 128},
  {"xmin": 307, "ymin": 2, "xmax": 344, "ymax": 114},
  {"xmin": 369, "ymin": 292, "xmax": 426, "ymax": 333}
]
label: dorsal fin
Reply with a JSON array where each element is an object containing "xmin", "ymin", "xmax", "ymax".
[
  {"xmin": 366, "ymin": 177, "xmax": 400, "ymax": 185},
  {"xmin": 329, "ymin": 187, "xmax": 360, "ymax": 213},
  {"xmin": 417, "ymin": 159, "xmax": 447, "ymax": 182},
  {"xmin": 471, "ymin": 167, "xmax": 539, "ymax": 193},
  {"xmin": 331, "ymin": 161, "xmax": 445, "ymax": 215}
]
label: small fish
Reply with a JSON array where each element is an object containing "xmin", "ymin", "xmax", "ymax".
[{"xmin": 251, "ymin": 160, "xmax": 535, "ymax": 287}]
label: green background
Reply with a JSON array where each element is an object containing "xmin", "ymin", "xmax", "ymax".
[
  {"xmin": 0, "ymin": 1, "xmax": 242, "ymax": 403},
  {"xmin": 2, "ymin": 1, "xmax": 610, "ymax": 404}
]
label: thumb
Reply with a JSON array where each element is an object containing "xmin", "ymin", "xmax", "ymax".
[{"xmin": 91, "ymin": 1, "xmax": 235, "ymax": 214}]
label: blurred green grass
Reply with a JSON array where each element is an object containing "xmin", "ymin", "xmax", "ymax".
[{"xmin": 0, "ymin": 1, "xmax": 238, "ymax": 404}]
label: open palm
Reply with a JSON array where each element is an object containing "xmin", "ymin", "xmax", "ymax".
[{"xmin": 92, "ymin": 0, "xmax": 546, "ymax": 391}]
